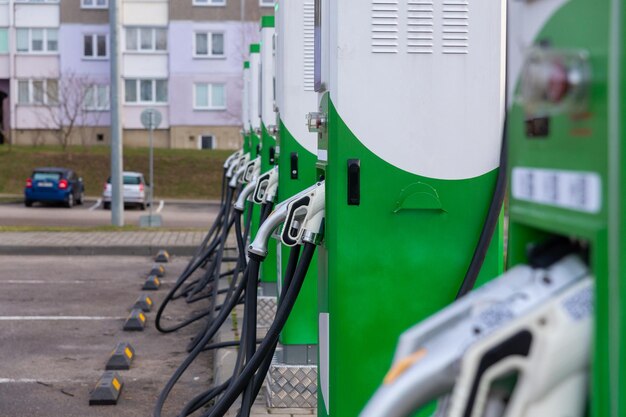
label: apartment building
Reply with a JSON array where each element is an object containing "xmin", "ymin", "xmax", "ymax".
[{"xmin": 0, "ymin": 0, "xmax": 269, "ymax": 149}]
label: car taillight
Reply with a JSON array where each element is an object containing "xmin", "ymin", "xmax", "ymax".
[
  {"xmin": 26, "ymin": 178, "xmax": 32, "ymax": 188},
  {"xmin": 139, "ymin": 183, "xmax": 144, "ymax": 192},
  {"xmin": 58, "ymin": 179, "xmax": 68, "ymax": 190}
]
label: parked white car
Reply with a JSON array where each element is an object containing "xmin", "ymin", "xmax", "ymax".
[{"xmin": 102, "ymin": 172, "xmax": 149, "ymax": 210}]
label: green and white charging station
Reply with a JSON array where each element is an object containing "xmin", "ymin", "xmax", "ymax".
[
  {"xmin": 312, "ymin": 1, "xmax": 506, "ymax": 415},
  {"xmin": 274, "ymin": 0, "xmax": 319, "ymax": 365},
  {"xmin": 507, "ymin": 1, "xmax": 624, "ymax": 415},
  {"xmin": 242, "ymin": 61, "xmax": 251, "ymax": 154},
  {"xmin": 259, "ymin": 16, "xmax": 279, "ymax": 294},
  {"xmin": 249, "ymin": 43, "xmax": 262, "ymax": 239}
]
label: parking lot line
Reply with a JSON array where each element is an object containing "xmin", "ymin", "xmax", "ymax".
[
  {"xmin": 0, "ymin": 316, "xmax": 124, "ymax": 321},
  {"xmin": 0, "ymin": 379, "xmax": 64, "ymax": 384},
  {"xmin": 88, "ymin": 198, "xmax": 102, "ymax": 211},
  {"xmin": 0, "ymin": 280, "xmax": 109, "ymax": 284},
  {"xmin": 156, "ymin": 200, "xmax": 165, "ymax": 213}
]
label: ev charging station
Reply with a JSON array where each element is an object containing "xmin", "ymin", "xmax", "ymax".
[
  {"xmin": 260, "ymin": 0, "xmax": 321, "ymax": 406},
  {"xmin": 242, "ymin": 61, "xmax": 251, "ymax": 155},
  {"xmin": 275, "ymin": 0, "xmax": 319, "ymax": 363},
  {"xmin": 311, "ymin": 1, "xmax": 506, "ymax": 416},
  {"xmin": 259, "ymin": 16, "xmax": 279, "ymax": 295},
  {"xmin": 505, "ymin": 1, "xmax": 621, "ymax": 415},
  {"xmin": 249, "ymin": 43, "xmax": 263, "ymax": 240}
]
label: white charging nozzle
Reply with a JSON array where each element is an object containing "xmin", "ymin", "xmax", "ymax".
[
  {"xmin": 227, "ymin": 153, "xmax": 250, "ymax": 182},
  {"xmin": 252, "ymin": 166, "xmax": 279, "ymax": 205},
  {"xmin": 228, "ymin": 164, "xmax": 247, "ymax": 189},
  {"xmin": 263, "ymin": 167, "xmax": 280, "ymax": 204},
  {"xmin": 234, "ymin": 177, "xmax": 259, "ymax": 212},
  {"xmin": 241, "ymin": 157, "xmax": 261, "ymax": 185},
  {"xmin": 223, "ymin": 149, "xmax": 243, "ymax": 169},
  {"xmin": 360, "ymin": 255, "xmax": 590, "ymax": 417},
  {"xmin": 229, "ymin": 156, "xmax": 258, "ymax": 189},
  {"xmin": 248, "ymin": 182, "xmax": 322, "ymax": 259},
  {"xmin": 445, "ymin": 278, "xmax": 592, "ymax": 417},
  {"xmin": 281, "ymin": 181, "xmax": 325, "ymax": 247}
]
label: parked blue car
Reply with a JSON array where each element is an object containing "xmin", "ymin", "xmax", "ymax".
[{"xmin": 24, "ymin": 167, "xmax": 85, "ymax": 208}]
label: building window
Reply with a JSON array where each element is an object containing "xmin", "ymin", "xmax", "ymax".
[
  {"xmin": 194, "ymin": 83, "xmax": 226, "ymax": 110},
  {"xmin": 125, "ymin": 27, "xmax": 167, "ymax": 52},
  {"xmin": 193, "ymin": 0, "xmax": 226, "ymax": 6},
  {"xmin": 259, "ymin": 0, "xmax": 273, "ymax": 6},
  {"xmin": 81, "ymin": 0, "xmax": 108, "ymax": 8},
  {"xmin": 16, "ymin": 28, "xmax": 59, "ymax": 54},
  {"xmin": 83, "ymin": 34, "xmax": 108, "ymax": 59},
  {"xmin": 199, "ymin": 135, "xmax": 215, "ymax": 150},
  {"xmin": 84, "ymin": 85, "xmax": 110, "ymax": 110},
  {"xmin": 0, "ymin": 29, "xmax": 7, "ymax": 54},
  {"xmin": 194, "ymin": 32, "xmax": 224, "ymax": 58},
  {"xmin": 17, "ymin": 79, "xmax": 58, "ymax": 105},
  {"xmin": 125, "ymin": 79, "xmax": 168, "ymax": 104}
]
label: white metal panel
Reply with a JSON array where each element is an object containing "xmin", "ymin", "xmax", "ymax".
[
  {"xmin": 276, "ymin": 0, "xmax": 317, "ymax": 154},
  {"xmin": 0, "ymin": 4, "xmax": 9, "ymax": 26},
  {"xmin": 15, "ymin": 4, "xmax": 60, "ymax": 27},
  {"xmin": 0, "ymin": 56, "xmax": 9, "ymax": 78},
  {"xmin": 249, "ymin": 50, "xmax": 261, "ymax": 130},
  {"xmin": 15, "ymin": 56, "xmax": 60, "ymax": 78},
  {"xmin": 123, "ymin": 2, "xmax": 168, "ymax": 26},
  {"xmin": 260, "ymin": 25, "xmax": 275, "ymax": 127},
  {"xmin": 275, "ymin": 4, "xmax": 284, "ymax": 112},
  {"xmin": 303, "ymin": 0, "xmax": 315, "ymax": 91},
  {"xmin": 330, "ymin": 0, "xmax": 506, "ymax": 180},
  {"xmin": 123, "ymin": 54, "xmax": 168, "ymax": 78}
]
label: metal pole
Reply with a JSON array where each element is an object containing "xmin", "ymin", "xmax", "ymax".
[
  {"xmin": 109, "ymin": 0, "xmax": 124, "ymax": 226},
  {"xmin": 149, "ymin": 120, "xmax": 154, "ymax": 226}
]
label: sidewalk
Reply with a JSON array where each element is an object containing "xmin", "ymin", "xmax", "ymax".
[
  {"xmin": 0, "ymin": 231, "xmax": 206, "ymax": 256},
  {"xmin": 0, "ymin": 193, "xmax": 222, "ymax": 205}
]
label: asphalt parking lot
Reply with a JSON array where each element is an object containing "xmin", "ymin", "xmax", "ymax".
[
  {"xmin": 0, "ymin": 198, "xmax": 219, "ymax": 229},
  {"xmin": 0, "ymin": 255, "xmax": 214, "ymax": 417}
]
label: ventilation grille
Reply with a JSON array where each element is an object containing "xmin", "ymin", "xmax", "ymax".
[
  {"xmin": 303, "ymin": 0, "xmax": 315, "ymax": 91},
  {"xmin": 371, "ymin": 0, "xmax": 399, "ymax": 54},
  {"xmin": 407, "ymin": 0, "xmax": 433, "ymax": 54},
  {"xmin": 442, "ymin": 0, "xmax": 469, "ymax": 54}
]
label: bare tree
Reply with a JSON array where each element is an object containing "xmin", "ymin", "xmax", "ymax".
[{"xmin": 37, "ymin": 71, "xmax": 101, "ymax": 152}]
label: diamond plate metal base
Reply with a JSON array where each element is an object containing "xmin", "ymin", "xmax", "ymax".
[
  {"xmin": 257, "ymin": 296, "xmax": 277, "ymax": 328},
  {"xmin": 265, "ymin": 348, "xmax": 318, "ymax": 408}
]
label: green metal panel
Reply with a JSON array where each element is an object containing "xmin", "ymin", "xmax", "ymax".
[
  {"xmin": 277, "ymin": 119, "xmax": 319, "ymax": 345},
  {"xmin": 260, "ymin": 123, "xmax": 278, "ymax": 286},
  {"xmin": 260, "ymin": 15, "xmax": 275, "ymax": 28},
  {"xmin": 243, "ymin": 132, "xmax": 251, "ymax": 154},
  {"xmin": 250, "ymin": 43, "xmax": 260, "ymax": 53},
  {"xmin": 317, "ymin": 95, "xmax": 504, "ymax": 417},
  {"xmin": 506, "ymin": 1, "xmax": 623, "ymax": 416}
]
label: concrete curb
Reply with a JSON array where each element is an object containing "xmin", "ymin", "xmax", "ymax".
[{"xmin": 0, "ymin": 245, "xmax": 198, "ymax": 256}]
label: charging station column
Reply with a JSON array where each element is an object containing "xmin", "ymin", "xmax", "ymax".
[
  {"xmin": 312, "ymin": 1, "xmax": 506, "ymax": 415},
  {"xmin": 259, "ymin": 16, "xmax": 279, "ymax": 295},
  {"xmin": 249, "ymin": 43, "xmax": 262, "ymax": 239},
  {"xmin": 242, "ymin": 61, "xmax": 251, "ymax": 154},
  {"xmin": 275, "ymin": 0, "xmax": 320, "ymax": 367},
  {"xmin": 506, "ymin": 1, "xmax": 624, "ymax": 415}
]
